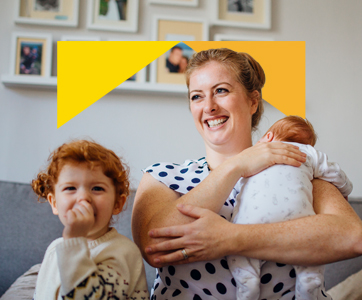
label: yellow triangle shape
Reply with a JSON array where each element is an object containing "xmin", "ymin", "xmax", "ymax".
[
  {"xmin": 57, "ymin": 41, "xmax": 179, "ymax": 128},
  {"xmin": 185, "ymin": 41, "xmax": 306, "ymax": 118}
]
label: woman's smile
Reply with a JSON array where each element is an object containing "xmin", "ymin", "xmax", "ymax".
[{"xmin": 205, "ymin": 116, "xmax": 229, "ymax": 128}]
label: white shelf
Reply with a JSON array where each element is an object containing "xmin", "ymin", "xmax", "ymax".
[
  {"xmin": 1, "ymin": 75, "xmax": 57, "ymax": 89},
  {"xmin": 1, "ymin": 75, "xmax": 189, "ymax": 95}
]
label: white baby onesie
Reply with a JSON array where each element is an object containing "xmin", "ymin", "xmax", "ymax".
[{"xmin": 228, "ymin": 142, "xmax": 352, "ymax": 300}]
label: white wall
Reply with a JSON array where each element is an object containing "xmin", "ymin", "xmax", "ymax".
[{"xmin": 1, "ymin": 0, "xmax": 361, "ymax": 196}]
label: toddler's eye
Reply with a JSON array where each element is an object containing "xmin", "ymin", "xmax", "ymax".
[
  {"xmin": 64, "ymin": 186, "xmax": 76, "ymax": 191},
  {"xmin": 93, "ymin": 186, "xmax": 105, "ymax": 191}
]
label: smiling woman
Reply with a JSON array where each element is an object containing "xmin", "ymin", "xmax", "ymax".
[{"xmin": 132, "ymin": 48, "xmax": 362, "ymax": 300}]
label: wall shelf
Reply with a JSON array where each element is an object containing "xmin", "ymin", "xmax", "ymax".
[{"xmin": 1, "ymin": 75, "xmax": 189, "ymax": 95}]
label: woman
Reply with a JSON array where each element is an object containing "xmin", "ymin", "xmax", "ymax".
[{"xmin": 132, "ymin": 48, "xmax": 362, "ymax": 299}]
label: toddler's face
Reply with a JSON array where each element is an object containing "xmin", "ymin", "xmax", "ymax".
[{"xmin": 48, "ymin": 162, "xmax": 119, "ymax": 240}]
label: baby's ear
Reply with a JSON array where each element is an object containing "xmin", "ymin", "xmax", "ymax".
[
  {"xmin": 113, "ymin": 194, "xmax": 126, "ymax": 215},
  {"xmin": 47, "ymin": 193, "xmax": 59, "ymax": 215},
  {"xmin": 265, "ymin": 131, "xmax": 274, "ymax": 142},
  {"xmin": 258, "ymin": 131, "xmax": 274, "ymax": 144}
]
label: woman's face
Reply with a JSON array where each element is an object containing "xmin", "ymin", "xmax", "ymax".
[{"xmin": 189, "ymin": 61, "xmax": 258, "ymax": 152}]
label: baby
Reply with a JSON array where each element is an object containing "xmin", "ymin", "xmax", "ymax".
[
  {"xmin": 229, "ymin": 116, "xmax": 352, "ymax": 300},
  {"xmin": 31, "ymin": 140, "xmax": 149, "ymax": 300}
]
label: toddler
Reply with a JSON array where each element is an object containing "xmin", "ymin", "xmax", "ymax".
[
  {"xmin": 32, "ymin": 140, "xmax": 149, "ymax": 300},
  {"xmin": 229, "ymin": 116, "xmax": 352, "ymax": 300}
]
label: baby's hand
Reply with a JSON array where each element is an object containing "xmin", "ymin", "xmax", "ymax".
[{"xmin": 62, "ymin": 200, "xmax": 95, "ymax": 239}]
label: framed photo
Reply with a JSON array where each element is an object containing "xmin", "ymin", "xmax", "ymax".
[
  {"xmin": 214, "ymin": 34, "xmax": 274, "ymax": 41},
  {"xmin": 213, "ymin": 0, "xmax": 271, "ymax": 29},
  {"xmin": 14, "ymin": 0, "xmax": 79, "ymax": 27},
  {"xmin": 151, "ymin": 16, "xmax": 208, "ymax": 85},
  {"xmin": 148, "ymin": 0, "xmax": 198, "ymax": 7},
  {"xmin": 87, "ymin": 0, "xmax": 139, "ymax": 32},
  {"xmin": 10, "ymin": 32, "xmax": 52, "ymax": 77}
]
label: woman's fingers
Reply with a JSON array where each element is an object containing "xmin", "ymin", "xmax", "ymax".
[
  {"xmin": 149, "ymin": 204, "xmax": 206, "ymax": 238},
  {"xmin": 176, "ymin": 203, "xmax": 208, "ymax": 219}
]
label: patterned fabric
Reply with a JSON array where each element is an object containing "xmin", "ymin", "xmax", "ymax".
[
  {"xmin": 144, "ymin": 158, "xmax": 311, "ymax": 300},
  {"xmin": 34, "ymin": 228, "xmax": 149, "ymax": 300}
]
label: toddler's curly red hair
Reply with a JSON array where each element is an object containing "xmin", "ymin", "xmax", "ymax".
[{"xmin": 31, "ymin": 140, "xmax": 129, "ymax": 204}]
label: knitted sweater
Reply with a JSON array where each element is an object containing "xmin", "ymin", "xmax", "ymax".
[{"xmin": 34, "ymin": 228, "xmax": 149, "ymax": 300}]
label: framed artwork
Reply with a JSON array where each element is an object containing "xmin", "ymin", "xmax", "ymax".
[
  {"xmin": 10, "ymin": 32, "xmax": 52, "ymax": 77},
  {"xmin": 151, "ymin": 16, "xmax": 208, "ymax": 85},
  {"xmin": 148, "ymin": 0, "xmax": 198, "ymax": 7},
  {"xmin": 61, "ymin": 35, "xmax": 101, "ymax": 41},
  {"xmin": 87, "ymin": 0, "xmax": 139, "ymax": 32},
  {"xmin": 14, "ymin": 0, "xmax": 79, "ymax": 27},
  {"xmin": 213, "ymin": 0, "xmax": 271, "ymax": 29},
  {"xmin": 214, "ymin": 34, "xmax": 274, "ymax": 41}
]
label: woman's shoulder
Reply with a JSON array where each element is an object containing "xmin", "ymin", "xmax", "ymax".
[{"xmin": 143, "ymin": 157, "xmax": 209, "ymax": 194}]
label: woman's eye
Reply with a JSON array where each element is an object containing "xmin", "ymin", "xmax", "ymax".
[
  {"xmin": 93, "ymin": 186, "xmax": 105, "ymax": 191},
  {"xmin": 216, "ymin": 88, "xmax": 228, "ymax": 94},
  {"xmin": 190, "ymin": 94, "xmax": 200, "ymax": 101}
]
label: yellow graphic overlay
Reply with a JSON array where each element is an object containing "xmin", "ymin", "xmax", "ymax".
[
  {"xmin": 57, "ymin": 41, "xmax": 305, "ymax": 128},
  {"xmin": 57, "ymin": 41, "xmax": 179, "ymax": 128},
  {"xmin": 185, "ymin": 41, "xmax": 305, "ymax": 119}
]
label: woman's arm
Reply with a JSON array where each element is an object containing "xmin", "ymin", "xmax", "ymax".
[
  {"xmin": 146, "ymin": 179, "xmax": 362, "ymax": 266},
  {"xmin": 132, "ymin": 142, "xmax": 306, "ymax": 266}
]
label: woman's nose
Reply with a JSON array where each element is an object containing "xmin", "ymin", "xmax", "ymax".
[{"xmin": 203, "ymin": 95, "xmax": 218, "ymax": 114}]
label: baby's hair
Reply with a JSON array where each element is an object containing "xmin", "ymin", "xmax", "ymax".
[
  {"xmin": 266, "ymin": 116, "xmax": 318, "ymax": 146},
  {"xmin": 31, "ymin": 140, "xmax": 129, "ymax": 203}
]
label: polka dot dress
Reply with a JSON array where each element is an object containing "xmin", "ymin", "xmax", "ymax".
[{"xmin": 143, "ymin": 158, "xmax": 332, "ymax": 300}]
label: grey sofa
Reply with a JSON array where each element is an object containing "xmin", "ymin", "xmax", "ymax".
[{"xmin": 1, "ymin": 180, "xmax": 362, "ymax": 297}]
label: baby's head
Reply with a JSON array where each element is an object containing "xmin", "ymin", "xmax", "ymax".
[
  {"xmin": 259, "ymin": 116, "xmax": 317, "ymax": 146},
  {"xmin": 32, "ymin": 140, "xmax": 129, "ymax": 228}
]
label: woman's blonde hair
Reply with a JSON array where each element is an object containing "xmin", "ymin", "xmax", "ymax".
[{"xmin": 185, "ymin": 48, "xmax": 265, "ymax": 130}]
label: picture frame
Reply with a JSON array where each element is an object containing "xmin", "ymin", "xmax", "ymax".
[
  {"xmin": 213, "ymin": 0, "xmax": 271, "ymax": 30},
  {"xmin": 150, "ymin": 16, "xmax": 208, "ymax": 85},
  {"xmin": 61, "ymin": 35, "xmax": 101, "ymax": 41},
  {"xmin": 14, "ymin": 0, "xmax": 79, "ymax": 27},
  {"xmin": 214, "ymin": 33, "xmax": 274, "ymax": 41},
  {"xmin": 87, "ymin": 0, "xmax": 139, "ymax": 33},
  {"xmin": 10, "ymin": 32, "xmax": 52, "ymax": 77},
  {"xmin": 148, "ymin": 0, "xmax": 198, "ymax": 7}
]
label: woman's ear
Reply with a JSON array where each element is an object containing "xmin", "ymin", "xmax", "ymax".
[
  {"xmin": 113, "ymin": 194, "xmax": 127, "ymax": 215},
  {"xmin": 47, "ymin": 193, "xmax": 59, "ymax": 215},
  {"xmin": 249, "ymin": 91, "xmax": 260, "ymax": 114}
]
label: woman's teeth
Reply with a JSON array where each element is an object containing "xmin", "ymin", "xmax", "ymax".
[{"xmin": 207, "ymin": 118, "xmax": 227, "ymax": 128}]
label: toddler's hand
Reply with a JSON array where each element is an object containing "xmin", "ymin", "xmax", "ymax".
[{"xmin": 62, "ymin": 201, "xmax": 95, "ymax": 239}]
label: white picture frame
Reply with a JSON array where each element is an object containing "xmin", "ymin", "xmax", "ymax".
[
  {"xmin": 87, "ymin": 0, "xmax": 139, "ymax": 33},
  {"xmin": 61, "ymin": 35, "xmax": 101, "ymax": 41},
  {"xmin": 14, "ymin": 0, "xmax": 79, "ymax": 27},
  {"xmin": 214, "ymin": 34, "xmax": 274, "ymax": 41},
  {"xmin": 150, "ymin": 15, "xmax": 208, "ymax": 85},
  {"xmin": 9, "ymin": 32, "xmax": 53, "ymax": 77},
  {"xmin": 148, "ymin": 0, "xmax": 198, "ymax": 7},
  {"xmin": 213, "ymin": 0, "xmax": 271, "ymax": 30}
]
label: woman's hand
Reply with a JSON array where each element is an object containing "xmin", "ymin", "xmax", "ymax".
[
  {"xmin": 234, "ymin": 141, "xmax": 306, "ymax": 178},
  {"xmin": 146, "ymin": 204, "xmax": 235, "ymax": 267}
]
